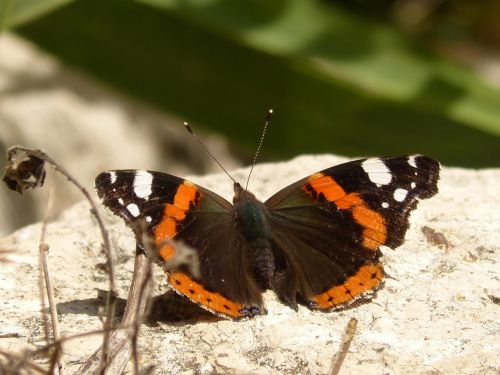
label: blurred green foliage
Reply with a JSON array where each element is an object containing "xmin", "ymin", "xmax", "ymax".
[
  {"xmin": 4, "ymin": 0, "xmax": 500, "ymax": 166},
  {"xmin": 0, "ymin": 0, "xmax": 73, "ymax": 29}
]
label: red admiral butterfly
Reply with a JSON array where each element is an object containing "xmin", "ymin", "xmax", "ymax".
[{"xmin": 95, "ymin": 116, "xmax": 440, "ymax": 319}]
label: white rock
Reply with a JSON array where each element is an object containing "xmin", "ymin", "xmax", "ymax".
[{"xmin": 0, "ymin": 155, "xmax": 499, "ymax": 374}]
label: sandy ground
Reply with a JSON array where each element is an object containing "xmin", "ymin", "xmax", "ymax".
[{"xmin": 1, "ymin": 154, "xmax": 499, "ymax": 374}]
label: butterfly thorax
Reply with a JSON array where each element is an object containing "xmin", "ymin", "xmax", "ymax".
[{"xmin": 233, "ymin": 182, "xmax": 271, "ymax": 241}]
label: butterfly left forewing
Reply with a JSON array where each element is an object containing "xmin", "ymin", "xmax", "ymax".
[
  {"xmin": 265, "ymin": 155, "xmax": 440, "ymax": 310},
  {"xmin": 95, "ymin": 170, "xmax": 264, "ymax": 319}
]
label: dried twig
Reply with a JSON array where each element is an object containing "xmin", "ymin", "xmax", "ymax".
[
  {"xmin": 40, "ymin": 240, "xmax": 65, "ymax": 375},
  {"xmin": 76, "ymin": 219, "xmax": 157, "ymax": 375},
  {"xmin": 0, "ymin": 349, "xmax": 48, "ymax": 375},
  {"xmin": 0, "ymin": 323, "xmax": 137, "ymax": 375},
  {"xmin": 37, "ymin": 248, "xmax": 51, "ymax": 364},
  {"xmin": 40, "ymin": 243, "xmax": 64, "ymax": 365},
  {"xmin": 37, "ymin": 190, "xmax": 65, "ymax": 374},
  {"xmin": 37, "ymin": 200, "xmax": 51, "ymax": 351},
  {"xmin": 75, "ymin": 249, "xmax": 152, "ymax": 375},
  {"xmin": 3, "ymin": 147, "xmax": 159, "ymax": 374},
  {"xmin": 329, "ymin": 318, "xmax": 358, "ymax": 375},
  {"xmin": 3, "ymin": 146, "xmax": 117, "ymax": 371},
  {"xmin": 131, "ymin": 256, "xmax": 153, "ymax": 375},
  {"xmin": 47, "ymin": 343, "xmax": 63, "ymax": 375}
]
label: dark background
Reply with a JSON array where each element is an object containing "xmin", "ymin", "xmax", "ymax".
[{"xmin": 3, "ymin": 0, "xmax": 500, "ymax": 167}]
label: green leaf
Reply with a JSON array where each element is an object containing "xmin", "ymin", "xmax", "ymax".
[
  {"xmin": 141, "ymin": 0, "xmax": 500, "ymax": 137},
  {"xmin": 0, "ymin": 0, "xmax": 74, "ymax": 29}
]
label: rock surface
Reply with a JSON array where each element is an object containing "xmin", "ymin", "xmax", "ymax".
[{"xmin": 1, "ymin": 154, "xmax": 499, "ymax": 374}]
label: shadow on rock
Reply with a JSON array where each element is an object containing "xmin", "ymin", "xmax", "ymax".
[{"xmin": 57, "ymin": 289, "xmax": 220, "ymax": 325}]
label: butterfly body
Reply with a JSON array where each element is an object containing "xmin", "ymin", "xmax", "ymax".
[{"xmin": 95, "ymin": 155, "xmax": 440, "ymax": 319}]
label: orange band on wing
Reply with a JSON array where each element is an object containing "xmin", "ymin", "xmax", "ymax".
[
  {"xmin": 173, "ymin": 182, "xmax": 199, "ymax": 211},
  {"xmin": 165, "ymin": 204, "xmax": 186, "ymax": 221},
  {"xmin": 309, "ymin": 263, "xmax": 384, "ymax": 309},
  {"xmin": 154, "ymin": 181, "xmax": 201, "ymax": 261},
  {"xmin": 168, "ymin": 272, "xmax": 246, "ymax": 318},
  {"xmin": 352, "ymin": 204, "xmax": 386, "ymax": 249},
  {"xmin": 308, "ymin": 173, "xmax": 346, "ymax": 201},
  {"xmin": 305, "ymin": 173, "xmax": 387, "ymax": 250},
  {"xmin": 335, "ymin": 192, "xmax": 362, "ymax": 210}
]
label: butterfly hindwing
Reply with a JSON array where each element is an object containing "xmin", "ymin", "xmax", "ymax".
[
  {"xmin": 95, "ymin": 170, "xmax": 264, "ymax": 319},
  {"xmin": 265, "ymin": 155, "xmax": 440, "ymax": 310}
]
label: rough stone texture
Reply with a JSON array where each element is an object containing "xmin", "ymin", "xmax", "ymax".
[
  {"xmin": 0, "ymin": 32, "xmax": 239, "ymax": 237},
  {"xmin": 1, "ymin": 154, "xmax": 499, "ymax": 374}
]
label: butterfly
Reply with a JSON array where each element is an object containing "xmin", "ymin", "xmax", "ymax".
[{"xmin": 95, "ymin": 150, "xmax": 439, "ymax": 319}]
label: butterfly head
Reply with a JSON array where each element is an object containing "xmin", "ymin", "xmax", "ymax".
[{"xmin": 233, "ymin": 181, "xmax": 254, "ymax": 202}]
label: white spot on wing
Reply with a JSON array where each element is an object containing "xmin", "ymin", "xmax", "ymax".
[
  {"xmin": 109, "ymin": 171, "xmax": 117, "ymax": 184},
  {"xmin": 362, "ymin": 158, "xmax": 392, "ymax": 186},
  {"xmin": 126, "ymin": 203, "xmax": 140, "ymax": 217},
  {"xmin": 411, "ymin": 182, "xmax": 416, "ymax": 189},
  {"xmin": 118, "ymin": 198, "xmax": 124, "ymax": 205},
  {"xmin": 382, "ymin": 202, "xmax": 389, "ymax": 208},
  {"xmin": 146, "ymin": 216, "xmax": 152, "ymax": 223},
  {"xmin": 408, "ymin": 155, "xmax": 417, "ymax": 168},
  {"xmin": 394, "ymin": 188, "xmax": 408, "ymax": 202},
  {"xmin": 134, "ymin": 171, "xmax": 153, "ymax": 199}
]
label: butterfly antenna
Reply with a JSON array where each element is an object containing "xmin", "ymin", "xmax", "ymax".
[
  {"xmin": 183, "ymin": 122, "xmax": 238, "ymax": 184},
  {"xmin": 245, "ymin": 109, "xmax": 273, "ymax": 191}
]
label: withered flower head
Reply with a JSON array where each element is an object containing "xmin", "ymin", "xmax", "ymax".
[{"xmin": 3, "ymin": 148, "xmax": 46, "ymax": 195}]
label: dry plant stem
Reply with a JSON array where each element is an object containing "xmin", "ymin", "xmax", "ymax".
[
  {"xmin": 0, "ymin": 349, "xmax": 48, "ymax": 374},
  {"xmin": 329, "ymin": 318, "xmax": 358, "ymax": 375},
  {"xmin": 131, "ymin": 260, "xmax": 153, "ymax": 375},
  {"xmin": 75, "ymin": 250, "xmax": 152, "ymax": 375},
  {"xmin": 38, "ymin": 243, "xmax": 50, "ymax": 346},
  {"xmin": 0, "ymin": 323, "xmax": 136, "ymax": 373},
  {"xmin": 10, "ymin": 146, "xmax": 117, "ymax": 370},
  {"xmin": 37, "ymin": 190, "xmax": 65, "ymax": 375},
  {"xmin": 38, "ymin": 194, "xmax": 52, "ymax": 344},
  {"xmin": 48, "ymin": 344, "xmax": 63, "ymax": 375},
  {"xmin": 40, "ymin": 243, "xmax": 65, "ymax": 375},
  {"xmin": 40, "ymin": 244, "xmax": 60, "ymax": 344},
  {"xmin": 0, "ymin": 326, "xmax": 130, "ymax": 373}
]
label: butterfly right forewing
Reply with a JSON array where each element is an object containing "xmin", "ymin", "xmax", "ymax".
[{"xmin": 265, "ymin": 155, "xmax": 440, "ymax": 310}]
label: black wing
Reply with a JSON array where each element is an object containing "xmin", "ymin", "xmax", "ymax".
[
  {"xmin": 265, "ymin": 155, "xmax": 440, "ymax": 310},
  {"xmin": 95, "ymin": 170, "xmax": 263, "ymax": 319}
]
